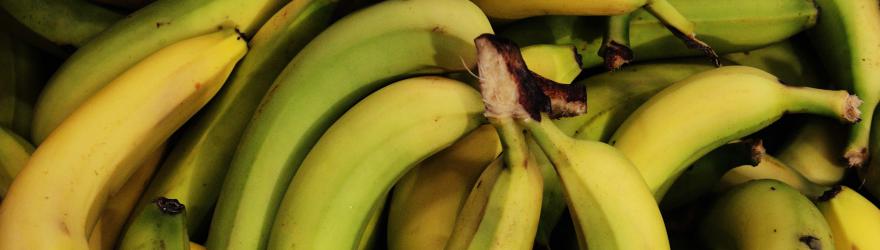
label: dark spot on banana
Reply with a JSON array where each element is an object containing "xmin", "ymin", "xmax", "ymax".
[
  {"xmin": 58, "ymin": 221, "xmax": 70, "ymax": 235},
  {"xmin": 773, "ymin": 229, "xmax": 777, "ymax": 232},
  {"xmin": 155, "ymin": 21, "xmax": 170, "ymax": 28},
  {"xmin": 818, "ymin": 185, "xmax": 843, "ymax": 202},
  {"xmin": 770, "ymin": 186, "xmax": 776, "ymax": 191},
  {"xmin": 431, "ymin": 26, "xmax": 445, "ymax": 34},
  {"xmin": 155, "ymin": 197, "xmax": 186, "ymax": 215},
  {"xmin": 799, "ymin": 235, "xmax": 822, "ymax": 250}
]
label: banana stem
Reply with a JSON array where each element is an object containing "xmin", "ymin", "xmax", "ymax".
[
  {"xmin": 600, "ymin": 14, "xmax": 634, "ymax": 70},
  {"xmin": 782, "ymin": 86, "xmax": 862, "ymax": 124},
  {"xmin": 520, "ymin": 114, "xmax": 574, "ymax": 170},
  {"xmin": 490, "ymin": 117, "xmax": 530, "ymax": 168},
  {"xmin": 644, "ymin": 0, "xmax": 720, "ymax": 66}
]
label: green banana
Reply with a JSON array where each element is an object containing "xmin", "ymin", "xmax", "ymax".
[
  {"xmin": 501, "ymin": 0, "xmax": 816, "ymax": 69},
  {"xmin": 808, "ymin": 0, "xmax": 880, "ymax": 167},
  {"xmin": 520, "ymin": 44, "xmax": 583, "ymax": 84},
  {"xmin": 719, "ymin": 155, "xmax": 830, "ymax": 200},
  {"xmin": 700, "ymin": 179, "xmax": 834, "ymax": 249},
  {"xmin": 387, "ymin": 125, "xmax": 501, "ymax": 250},
  {"xmin": 31, "ymin": 0, "xmax": 286, "ymax": 144},
  {"xmin": 119, "ymin": 197, "xmax": 188, "ymax": 250},
  {"xmin": 660, "ymin": 139, "xmax": 764, "ymax": 210},
  {"xmin": 0, "ymin": 27, "xmax": 56, "ymax": 140},
  {"xmin": 610, "ymin": 65, "xmax": 860, "ymax": 201},
  {"xmin": 91, "ymin": 0, "xmax": 154, "ymax": 10},
  {"xmin": 124, "ymin": 0, "xmax": 338, "ymax": 242},
  {"xmin": 777, "ymin": 118, "xmax": 848, "ymax": 186},
  {"xmin": 817, "ymin": 185, "xmax": 880, "ymax": 250},
  {"xmin": 0, "ymin": 0, "xmax": 122, "ymax": 56},
  {"xmin": 444, "ymin": 121, "xmax": 543, "ymax": 250},
  {"xmin": 721, "ymin": 40, "xmax": 822, "ymax": 86},
  {"xmin": 0, "ymin": 125, "xmax": 33, "ymax": 197},
  {"xmin": 266, "ymin": 76, "xmax": 484, "ymax": 250},
  {"xmin": 208, "ymin": 1, "xmax": 492, "ymax": 249}
]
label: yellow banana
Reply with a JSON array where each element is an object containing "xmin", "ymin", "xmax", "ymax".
[
  {"xmin": 0, "ymin": 125, "xmax": 33, "ymax": 197},
  {"xmin": 816, "ymin": 185, "xmax": 880, "ymax": 250},
  {"xmin": 0, "ymin": 29, "xmax": 246, "ymax": 249},
  {"xmin": 718, "ymin": 154, "xmax": 830, "ymax": 199}
]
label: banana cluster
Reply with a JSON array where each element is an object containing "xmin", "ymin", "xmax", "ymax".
[{"xmin": 0, "ymin": 0, "xmax": 879, "ymax": 249}]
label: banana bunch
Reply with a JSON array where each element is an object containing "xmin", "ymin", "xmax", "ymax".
[{"xmin": 1, "ymin": 0, "xmax": 880, "ymax": 248}]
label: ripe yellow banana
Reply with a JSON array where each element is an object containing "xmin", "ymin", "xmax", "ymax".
[
  {"xmin": 610, "ymin": 65, "xmax": 861, "ymax": 200},
  {"xmin": 267, "ymin": 76, "xmax": 484, "ymax": 250},
  {"xmin": 209, "ymin": 1, "xmax": 493, "ymax": 248},
  {"xmin": 700, "ymin": 179, "xmax": 834, "ymax": 249},
  {"xmin": 88, "ymin": 145, "xmax": 165, "ymax": 250},
  {"xmin": 777, "ymin": 118, "xmax": 848, "ymax": 186},
  {"xmin": 387, "ymin": 125, "xmax": 501, "ymax": 250},
  {"xmin": 808, "ymin": 0, "xmax": 880, "ymax": 167},
  {"xmin": 31, "ymin": 0, "xmax": 285, "ymax": 144},
  {"xmin": 124, "ymin": 0, "xmax": 339, "ymax": 242},
  {"xmin": 817, "ymin": 185, "xmax": 880, "ymax": 250},
  {"xmin": 0, "ymin": 30, "xmax": 246, "ymax": 250},
  {"xmin": 718, "ymin": 154, "xmax": 830, "ymax": 199},
  {"xmin": 0, "ymin": 125, "xmax": 32, "ymax": 197}
]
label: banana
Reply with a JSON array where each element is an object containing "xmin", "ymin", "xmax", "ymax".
[
  {"xmin": 90, "ymin": 0, "xmax": 154, "ymax": 10},
  {"xmin": 777, "ymin": 118, "xmax": 848, "ymax": 186},
  {"xmin": 609, "ymin": 65, "xmax": 861, "ymax": 201},
  {"xmin": 0, "ymin": 0, "xmax": 122, "ymax": 56},
  {"xmin": 208, "ymin": 1, "xmax": 492, "ymax": 248},
  {"xmin": 719, "ymin": 155, "xmax": 830, "ymax": 200},
  {"xmin": 0, "ymin": 125, "xmax": 33, "ymax": 197},
  {"xmin": 0, "ymin": 27, "xmax": 56, "ymax": 140},
  {"xmin": 125, "ymin": 0, "xmax": 338, "ymax": 242},
  {"xmin": 265, "ymin": 76, "xmax": 484, "ymax": 250},
  {"xmin": 445, "ymin": 120, "xmax": 543, "ymax": 250},
  {"xmin": 520, "ymin": 44, "xmax": 583, "ymax": 84},
  {"xmin": 554, "ymin": 59, "xmax": 716, "ymax": 141},
  {"xmin": 474, "ymin": 33, "xmax": 668, "ymax": 250},
  {"xmin": 660, "ymin": 139, "xmax": 764, "ymax": 210},
  {"xmin": 808, "ymin": 0, "xmax": 880, "ymax": 167},
  {"xmin": 0, "ymin": 30, "xmax": 246, "ymax": 250},
  {"xmin": 721, "ymin": 40, "xmax": 822, "ymax": 85},
  {"xmin": 817, "ymin": 185, "xmax": 880, "ymax": 250},
  {"xmin": 31, "ymin": 0, "xmax": 285, "ymax": 144},
  {"xmin": 88, "ymin": 145, "xmax": 165, "ymax": 250},
  {"xmin": 119, "ymin": 197, "xmax": 188, "ymax": 250},
  {"xmin": 700, "ymin": 179, "xmax": 834, "ymax": 249},
  {"xmin": 500, "ymin": 0, "xmax": 817, "ymax": 69},
  {"xmin": 387, "ymin": 125, "xmax": 502, "ymax": 250}
]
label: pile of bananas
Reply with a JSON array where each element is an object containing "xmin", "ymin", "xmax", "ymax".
[{"xmin": 1, "ymin": 0, "xmax": 879, "ymax": 249}]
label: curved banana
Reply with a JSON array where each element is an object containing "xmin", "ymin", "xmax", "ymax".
[
  {"xmin": 700, "ymin": 179, "xmax": 834, "ymax": 249},
  {"xmin": 520, "ymin": 44, "xmax": 582, "ymax": 84},
  {"xmin": 501, "ymin": 0, "xmax": 816, "ymax": 69},
  {"xmin": 119, "ymin": 197, "xmax": 188, "ymax": 250},
  {"xmin": 31, "ymin": 0, "xmax": 286, "ymax": 144},
  {"xmin": 0, "ymin": 27, "xmax": 56, "ymax": 140},
  {"xmin": 777, "ymin": 119, "xmax": 848, "ymax": 186},
  {"xmin": 817, "ymin": 185, "xmax": 880, "ymax": 250},
  {"xmin": 0, "ymin": 126, "xmax": 33, "ymax": 197},
  {"xmin": 0, "ymin": 30, "xmax": 246, "ymax": 250},
  {"xmin": 208, "ymin": 1, "xmax": 493, "ymax": 248},
  {"xmin": 610, "ymin": 66, "xmax": 860, "ymax": 200},
  {"xmin": 445, "ymin": 120, "xmax": 543, "ymax": 250},
  {"xmin": 88, "ymin": 145, "xmax": 165, "ymax": 250},
  {"xmin": 125, "ymin": 0, "xmax": 338, "ymax": 242},
  {"xmin": 660, "ymin": 139, "xmax": 764, "ymax": 210},
  {"xmin": 0, "ymin": 0, "xmax": 122, "ymax": 55},
  {"xmin": 387, "ymin": 125, "xmax": 501, "ymax": 250},
  {"xmin": 266, "ymin": 76, "xmax": 484, "ymax": 250},
  {"xmin": 721, "ymin": 40, "xmax": 822, "ymax": 85},
  {"xmin": 808, "ymin": 0, "xmax": 880, "ymax": 167},
  {"xmin": 718, "ymin": 155, "xmax": 830, "ymax": 200}
]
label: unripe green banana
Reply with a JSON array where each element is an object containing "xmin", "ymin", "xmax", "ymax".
[
  {"xmin": 387, "ymin": 125, "xmax": 501, "ymax": 250},
  {"xmin": 31, "ymin": 0, "xmax": 286, "ymax": 144},
  {"xmin": 721, "ymin": 40, "xmax": 822, "ymax": 86},
  {"xmin": 610, "ymin": 66, "xmax": 861, "ymax": 201},
  {"xmin": 817, "ymin": 185, "xmax": 880, "ymax": 250},
  {"xmin": 209, "ymin": 1, "xmax": 493, "ymax": 248},
  {"xmin": 520, "ymin": 44, "xmax": 582, "ymax": 84},
  {"xmin": 0, "ymin": 0, "xmax": 122, "ymax": 56},
  {"xmin": 124, "ymin": 0, "xmax": 338, "ymax": 243},
  {"xmin": 777, "ymin": 118, "xmax": 848, "ymax": 186},
  {"xmin": 700, "ymin": 179, "xmax": 834, "ymax": 250},
  {"xmin": 808, "ymin": 0, "xmax": 880, "ymax": 167},
  {"xmin": 0, "ymin": 125, "xmax": 32, "ymax": 197},
  {"xmin": 445, "ymin": 120, "xmax": 543, "ymax": 250},
  {"xmin": 267, "ymin": 76, "xmax": 484, "ymax": 250},
  {"xmin": 719, "ymin": 155, "xmax": 830, "ymax": 200},
  {"xmin": 0, "ymin": 30, "xmax": 246, "ymax": 250},
  {"xmin": 119, "ymin": 197, "xmax": 188, "ymax": 250},
  {"xmin": 501, "ymin": 0, "xmax": 817, "ymax": 69},
  {"xmin": 660, "ymin": 139, "xmax": 764, "ymax": 210},
  {"xmin": 0, "ymin": 27, "xmax": 56, "ymax": 140}
]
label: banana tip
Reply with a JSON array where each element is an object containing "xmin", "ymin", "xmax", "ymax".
[
  {"xmin": 844, "ymin": 148, "xmax": 867, "ymax": 168},
  {"xmin": 844, "ymin": 95, "xmax": 862, "ymax": 123}
]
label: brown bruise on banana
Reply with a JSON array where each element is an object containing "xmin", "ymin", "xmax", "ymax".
[
  {"xmin": 816, "ymin": 185, "xmax": 842, "ymax": 202},
  {"xmin": 474, "ymin": 34, "xmax": 586, "ymax": 120},
  {"xmin": 799, "ymin": 235, "xmax": 822, "ymax": 250},
  {"xmin": 155, "ymin": 197, "xmax": 185, "ymax": 215},
  {"xmin": 602, "ymin": 40, "xmax": 633, "ymax": 71},
  {"xmin": 666, "ymin": 24, "xmax": 721, "ymax": 67}
]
